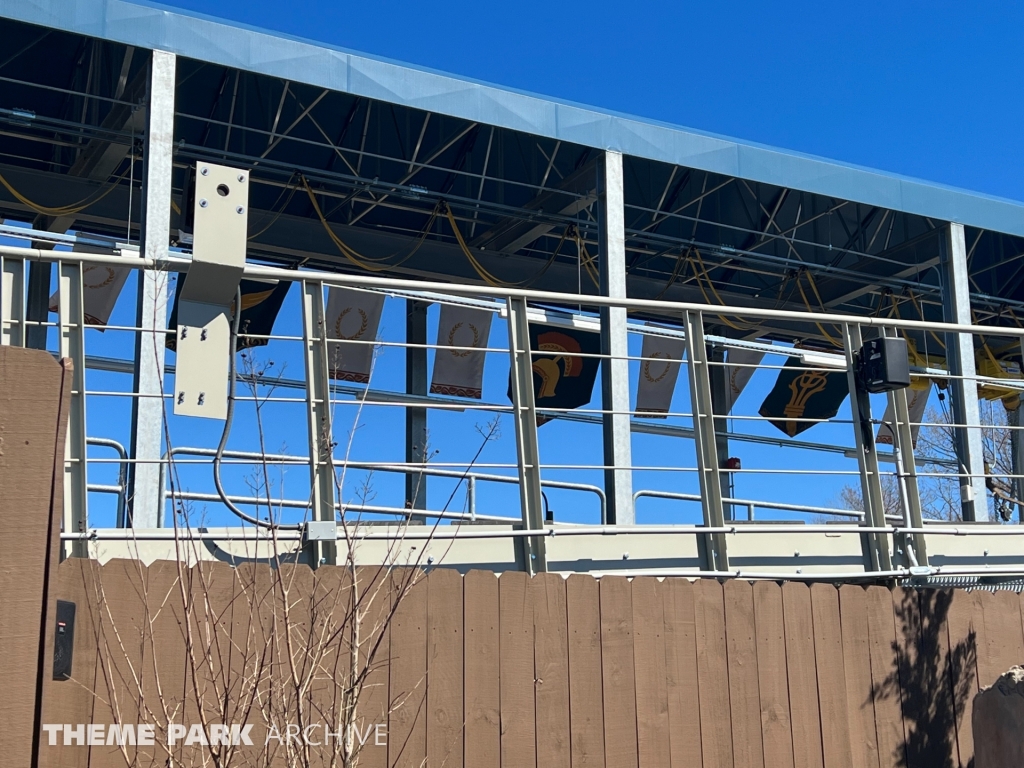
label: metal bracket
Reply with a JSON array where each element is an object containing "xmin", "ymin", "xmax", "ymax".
[{"xmin": 172, "ymin": 163, "xmax": 248, "ymax": 419}]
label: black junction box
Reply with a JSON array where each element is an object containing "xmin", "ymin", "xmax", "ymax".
[{"xmin": 856, "ymin": 337, "xmax": 911, "ymax": 393}]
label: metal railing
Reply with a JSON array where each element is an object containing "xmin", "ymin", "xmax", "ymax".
[{"xmin": 4, "ymin": 238, "xmax": 1024, "ymax": 579}]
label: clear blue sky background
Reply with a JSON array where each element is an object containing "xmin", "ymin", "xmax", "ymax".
[{"xmin": 35, "ymin": 0, "xmax": 1023, "ymax": 528}]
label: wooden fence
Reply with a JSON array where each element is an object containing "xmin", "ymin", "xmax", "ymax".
[{"xmin": 33, "ymin": 556, "xmax": 1024, "ymax": 768}]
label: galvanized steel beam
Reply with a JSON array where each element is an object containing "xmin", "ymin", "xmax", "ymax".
[
  {"xmin": 127, "ymin": 50, "xmax": 174, "ymax": 529},
  {"xmin": 598, "ymin": 150, "xmax": 634, "ymax": 525}
]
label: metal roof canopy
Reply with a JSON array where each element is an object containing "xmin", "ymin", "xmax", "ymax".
[{"xmin": 0, "ymin": 0, "xmax": 1023, "ymax": 343}]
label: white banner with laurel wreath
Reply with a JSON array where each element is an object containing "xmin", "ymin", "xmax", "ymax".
[
  {"xmin": 430, "ymin": 304, "xmax": 493, "ymax": 399},
  {"xmin": 724, "ymin": 347, "xmax": 765, "ymax": 414},
  {"xmin": 876, "ymin": 379, "xmax": 931, "ymax": 447},
  {"xmin": 48, "ymin": 263, "xmax": 131, "ymax": 328},
  {"xmin": 325, "ymin": 287, "xmax": 385, "ymax": 383},
  {"xmin": 636, "ymin": 330, "xmax": 686, "ymax": 416}
]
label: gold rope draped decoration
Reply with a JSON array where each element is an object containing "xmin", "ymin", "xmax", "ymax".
[
  {"xmin": 0, "ymin": 166, "xmax": 127, "ymax": 218},
  {"xmin": 685, "ymin": 248, "xmax": 758, "ymax": 332},
  {"xmin": 793, "ymin": 267, "xmax": 842, "ymax": 348},
  {"xmin": 302, "ymin": 175, "xmax": 439, "ymax": 273}
]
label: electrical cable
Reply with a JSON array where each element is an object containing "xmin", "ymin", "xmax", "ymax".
[{"xmin": 213, "ymin": 285, "xmax": 303, "ymax": 530}]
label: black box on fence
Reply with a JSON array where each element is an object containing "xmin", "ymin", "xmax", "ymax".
[{"xmin": 856, "ymin": 337, "xmax": 911, "ymax": 393}]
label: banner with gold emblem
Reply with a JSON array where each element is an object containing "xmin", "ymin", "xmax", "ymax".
[
  {"xmin": 635, "ymin": 330, "xmax": 686, "ymax": 417},
  {"xmin": 49, "ymin": 263, "xmax": 131, "ymax": 328},
  {"xmin": 325, "ymin": 287, "xmax": 385, "ymax": 383},
  {"xmin": 724, "ymin": 347, "xmax": 765, "ymax": 414},
  {"xmin": 430, "ymin": 304, "xmax": 493, "ymax": 399},
  {"xmin": 876, "ymin": 380, "xmax": 931, "ymax": 448},
  {"xmin": 166, "ymin": 277, "xmax": 291, "ymax": 351},
  {"xmin": 508, "ymin": 324, "xmax": 601, "ymax": 425},
  {"xmin": 758, "ymin": 357, "xmax": 850, "ymax": 436}
]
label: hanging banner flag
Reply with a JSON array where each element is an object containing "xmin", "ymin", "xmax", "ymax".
[
  {"xmin": 49, "ymin": 262, "xmax": 131, "ymax": 328},
  {"xmin": 325, "ymin": 287, "xmax": 385, "ymax": 383},
  {"xmin": 635, "ymin": 330, "xmax": 686, "ymax": 417},
  {"xmin": 724, "ymin": 347, "xmax": 766, "ymax": 414},
  {"xmin": 430, "ymin": 304, "xmax": 493, "ymax": 399},
  {"xmin": 876, "ymin": 380, "xmax": 931, "ymax": 448},
  {"xmin": 167, "ymin": 277, "xmax": 291, "ymax": 352},
  {"xmin": 508, "ymin": 324, "xmax": 601, "ymax": 425},
  {"xmin": 758, "ymin": 357, "xmax": 850, "ymax": 437}
]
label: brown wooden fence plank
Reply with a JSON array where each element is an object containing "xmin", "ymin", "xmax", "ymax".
[
  {"xmin": 566, "ymin": 573, "xmax": 605, "ymax": 768},
  {"xmin": 632, "ymin": 577, "xmax": 670, "ymax": 768},
  {"xmin": 38, "ymin": 558, "xmax": 100, "ymax": 768},
  {"xmin": 837, "ymin": 585, "xmax": 879, "ymax": 768},
  {"xmin": 695, "ymin": 579, "xmax": 734, "ymax": 768},
  {"xmin": 534, "ymin": 572, "xmax": 570, "ymax": 768},
  {"xmin": 354, "ymin": 565, "xmax": 392, "ymax": 768},
  {"xmin": 601, "ymin": 575, "xmax": 639, "ymax": 768},
  {"xmin": 309, "ymin": 564, "xmax": 354, "ymax": 763},
  {"xmin": 945, "ymin": 590, "xmax": 978, "ymax": 768},
  {"xmin": 809, "ymin": 584, "xmax": 852, "ymax": 768},
  {"xmin": 921, "ymin": 589, "xmax": 961, "ymax": 768},
  {"xmin": 863, "ymin": 586, "xmax": 904, "ymax": 768},
  {"xmin": 975, "ymin": 589, "xmax": 1024, "ymax": 689},
  {"xmin": 427, "ymin": 568, "xmax": 463, "ymax": 768},
  {"xmin": 724, "ymin": 580, "xmax": 764, "ymax": 768},
  {"xmin": 499, "ymin": 570, "xmax": 535, "ymax": 768},
  {"xmin": 781, "ymin": 582, "xmax": 823, "ymax": 768},
  {"xmin": 145, "ymin": 559, "xmax": 193, "ymax": 766},
  {"xmin": 464, "ymin": 570, "xmax": 500, "ymax": 768},
  {"xmin": 87, "ymin": 559, "xmax": 148, "ymax": 768},
  {"xmin": 891, "ymin": 586, "xmax": 924, "ymax": 768},
  {"xmin": 0, "ymin": 348, "xmax": 69, "ymax": 768},
  {"xmin": 753, "ymin": 581, "xmax": 794, "ymax": 768},
  {"xmin": 663, "ymin": 578, "xmax": 702, "ymax": 768},
  {"xmin": 390, "ymin": 570, "xmax": 428, "ymax": 768}
]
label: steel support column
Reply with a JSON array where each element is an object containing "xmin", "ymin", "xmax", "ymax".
[
  {"xmin": 940, "ymin": 222, "xmax": 989, "ymax": 521},
  {"xmin": 844, "ymin": 323, "xmax": 892, "ymax": 572},
  {"xmin": 25, "ymin": 261, "xmax": 49, "ymax": 350},
  {"xmin": 127, "ymin": 50, "xmax": 174, "ymax": 529},
  {"xmin": 598, "ymin": 150, "xmax": 634, "ymax": 525},
  {"xmin": 301, "ymin": 280, "xmax": 337, "ymax": 566},
  {"xmin": 684, "ymin": 311, "xmax": 728, "ymax": 571},
  {"xmin": 405, "ymin": 299, "xmax": 428, "ymax": 519},
  {"xmin": 506, "ymin": 296, "xmax": 546, "ymax": 573}
]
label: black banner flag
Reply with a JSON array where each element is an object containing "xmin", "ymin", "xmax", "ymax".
[
  {"xmin": 758, "ymin": 357, "xmax": 849, "ymax": 437},
  {"xmin": 508, "ymin": 325, "xmax": 600, "ymax": 425}
]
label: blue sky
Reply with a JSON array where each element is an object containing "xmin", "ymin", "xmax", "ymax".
[
  {"xmin": 20, "ymin": 0, "xmax": 1020, "ymax": 528},
  {"xmin": 160, "ymin": 0, "xmax": 1024, "ymax": 204}
]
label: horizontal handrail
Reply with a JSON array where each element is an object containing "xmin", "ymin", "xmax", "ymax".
[{"xmin": 4, "ymin": 243, "xmax": 1024, "ymax": 338}]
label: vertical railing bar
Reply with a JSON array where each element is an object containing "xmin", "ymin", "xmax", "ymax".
[
  {"xmin": 684, "ymin": 309, "xmax": 728, "ymax": 571},
  {"xmin": 58, "ymin": 259, "xmax": 88, "ymax": 558},
  {"xmin": 301, "ymin": 278, "xmax": 337, "ymax": 567},
  {"xmin": 842, "ymin": 321, "xmax": 892, "ymax": 572},
  {"xmin": 505, "ymin": 295, "xmax": 546, "ymax": 573}
]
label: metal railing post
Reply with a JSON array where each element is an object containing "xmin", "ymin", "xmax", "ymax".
[
  {"xmin": 1, "ymin": 255, "xmax": 25, "ymax": 346},
  {"xmin": 57, "ymin": 260, "xmax": 88, "ymax": 557},
  {"xmin": 882, "ymin": 327, "xmax": 928, "ymax": 567},
  {"xmin": 506, "ymin": 296, "xmax": 546, "ymax": 573},
  {"xmin": 127, "ymin": 49, "xmax": 175, "ymax": 529},
  {"xmin": 302, "ymin": 279, "xmax": 338, "ymax": 566},
  {"xmin": 843, "ymin": 322, "xmax": 892, "ymax": 572},
  {"xmin": 684, "ymin": 310, "xmax": 729, "ymax": 571}
]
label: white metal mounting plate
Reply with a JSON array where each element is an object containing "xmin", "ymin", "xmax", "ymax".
[{"xmin": 173, "ymin": 162, "xmax": 248, "ymax": 419}]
